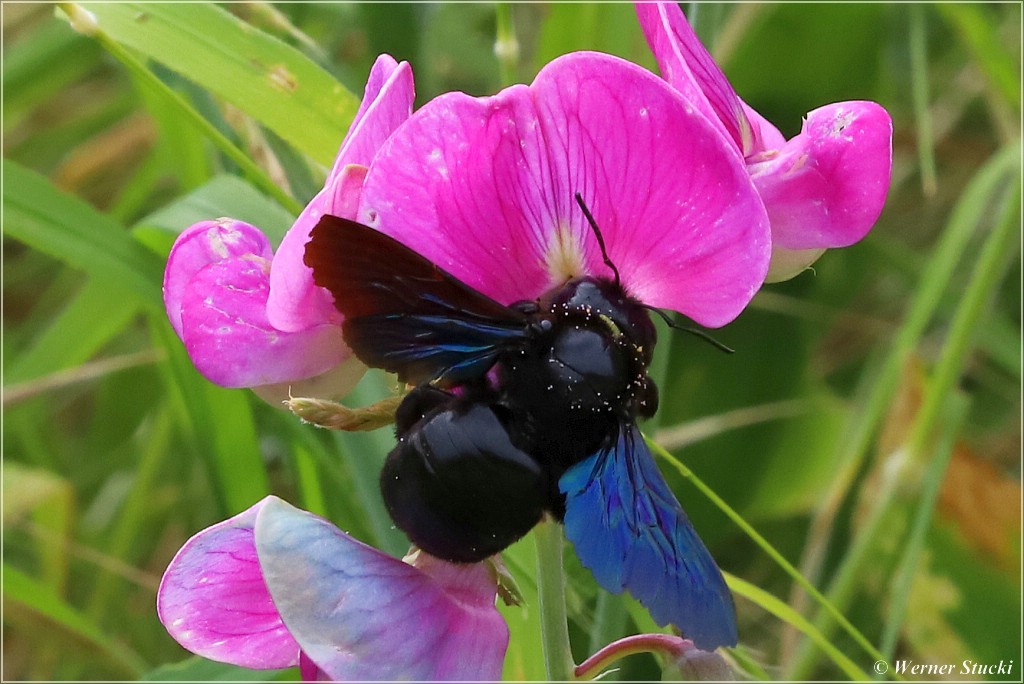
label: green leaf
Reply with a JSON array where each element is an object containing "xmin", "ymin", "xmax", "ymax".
[
  {"xmin": 149, "ymin": 314, "xmax": 269, "ymax": 515},
  {"xmin": 5, "ymin": 277, "xmax": 141, "ymax": 385},
  {"xmin": 134, "ymin": 174, "xmax": 296, "ymax": 247},
  {"xmin": 3, "ymin": 562, "xmax": 148, "ymax": 677},
  {"xmin": 726, "ymin": 574, "xmax": 871, "ymax": 682},
  {"xmin": 79, "ymin": 2, "xmax": 359, "ymax": 165},
  {"xmin": 937, "ymin": 4, "xmax": 1021, "ymax": 112},
  {"xmin": 2, "ymin": 158, "xmax": 164, "ymax": 308}
]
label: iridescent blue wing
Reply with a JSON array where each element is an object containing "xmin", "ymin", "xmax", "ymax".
[
  {"xmin": 305, "ymin": 215, "xmax": 530, "ymax": 386},
  {"xmin": 560, "ymin": 424, "xmax": 737, "ymax": 650}
]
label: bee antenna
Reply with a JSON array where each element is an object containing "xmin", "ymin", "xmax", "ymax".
[
  {"xmin": 643, "ymin": 305, "xmax": 735, "ymax": 354},
  {"xmin": 575, "ymin": 192, "xmax": 620, "ymax": 288}
]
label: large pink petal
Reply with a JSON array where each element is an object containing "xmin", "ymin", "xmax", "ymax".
[
  {"xmin": 530, "ymin": 52, "xmax": 770, "ymax": 326},
  {"xmin": 359, "ymin": 83, "xmax": 557, "ymax": 306},
  {"xmin": 267, "ymin": 55, "xmax": 414, "ymax": 333},
  {"xmin": 164, "ymin": 220, "xmax": 272, "ymax": 339},
  {"xmin": 636, "ymin": 2, "xmax": 753, "ymax": 154},
  {"xmin": 362, "ymin": 52, "xmax": 770, "ymax": 326},
  {"xmin": 157, "ymin": 498, "xmax": 299, "ymax": 670},
  {"xmin": 254, "ymin": 498, "xmax": 509, "ymax": 681},
  {"xmin": 748, "ymin": 101, "xmax": 893, "ymax": 249},
  {"xmin": 179, "ymin": 256, "xmax": 345, "ymax": 388}
]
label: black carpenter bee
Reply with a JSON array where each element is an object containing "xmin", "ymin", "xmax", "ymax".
[{"xmin": 303, "ymin": 194, "xmax": 737, "ymax": 650}]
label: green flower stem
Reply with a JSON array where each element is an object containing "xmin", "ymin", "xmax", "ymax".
[
  {"xmin": 535, "ymin": 518, "xmax": 576, "ymax": 681},
  {"xmin": 575, "ymin": 634, "xmax": 686, "ymax": 681},
  {"xmin": 494, "ymin": 3, "xmax": 519, "ymax": 87}
]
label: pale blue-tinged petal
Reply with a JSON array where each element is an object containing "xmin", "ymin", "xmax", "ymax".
[{"xmin": 254, "ymin": 498, "xmax": 509, "ymax": 681}]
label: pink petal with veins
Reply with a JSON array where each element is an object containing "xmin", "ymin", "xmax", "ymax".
[
  {"xmin": 266, "ymin": 56, "xmax": 414, "ymax": 333},
  {"xmin": 749, "ymin": 101, "xmax": 893, "ymax": 250},
  {"xmin": 178, "ymin": 256, "xmax": 344, "ymax": 387},
  {"xmin": 157, "ymin": 498, "xmax": 299, "ymax": 670},
  {"xmin": 361, "ymin": 52, "xmax": 770, "ymax": 327}
]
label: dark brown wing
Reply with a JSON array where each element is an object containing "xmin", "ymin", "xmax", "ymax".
[{"xmin": 304, "ymin": 214, "xmax": 529, "ymax": 386}]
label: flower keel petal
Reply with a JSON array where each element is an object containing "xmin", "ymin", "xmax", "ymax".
[
  {"xmin": 254, "ymin": 498, "xmax": 509, "ymax": 681},
  {"xmin": 157, "ymin": 497, "xmax": 299, "ymax": 670},
  {"xmin": 179, "ymin": 257, "xmax": 344, "ymax": 387},
  {"xmin": 748, "ymin": 101, "xmax": 893, "ymax": 250},
  {"xmin": 164, "ymin": 220, "xmax": 272, "ymax": 339}
]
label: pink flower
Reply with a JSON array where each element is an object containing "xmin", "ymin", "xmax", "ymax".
[
  {"xmin": 162, "ymin": 55, "xmax": 414, "ymax": 399},
  {"xmin": 357, "ymin": 51, "xmax": 771, "ymax": 328},
  {"xmin": 157, "ymin": 496, "xmax": 509, "ymax": 681},
  {"xmin": 636, "ymin": 2, "xmax": 893, "ymax": 281}
]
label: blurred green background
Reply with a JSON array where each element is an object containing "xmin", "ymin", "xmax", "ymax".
[{"xmin": 3, "ymin": 2, "xmax": 1020, "ymax": 681}]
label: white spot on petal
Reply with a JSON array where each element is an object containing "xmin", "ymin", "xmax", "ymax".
[{"xmin": 545, "ymin": 221, "xmax": 585, "ymax": 283}]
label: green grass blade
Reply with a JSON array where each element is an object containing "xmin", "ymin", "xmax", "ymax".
[
  {"xmin": 936, "ymin": 4, "xmax": 1021, "ymax": 112},
  {"xmin": 63, "ymin": 14, "xmax": 302, "ymax": 215},
  {"xmin": 648, "ymin": 438, "xmax": 891, "ymax": 672},
  {"xmin": 3, "ymin": 464, "xmax": 74, "ymax": 598},
  {"xmin": 149, "ymin": 314, "xmax": 269, "ymax": 515},
  {"xmin": 3, "ymin": 562, "xmax": 149, "ymax": 677},
  {"xmin": 909, "ymin": 5, "xmax": 937, "ymax": 196},
  {"xmin": 787, "ymin": 142, "xmax": 1022, "ymax": 677},
  {"xmin": 2, "ymin": 17, "xmax": 103, "ymax": 131},
  {"xmin": 6, "ymin": 278, "xmax": 141, "ymax": 385},
  {"xmin": 84, "ymin": 404, "xmax": 175, "ymax": 624},
  {"xmin": 905, "ymin": 181, "xmax": 1020, "ymax": 458},
  {"xmin": 878, "ymin": 393, "xmax": 969, "ymax": 663},
  {"xmin": 142, "ymin": 655, "xmax": 283, "ymax": 681},
  {"xmin": 725, "ymin": 574, "xmax": 870, "ymax": 682},
  {"xmin": 293, "ymin": 443, "xmax": 328, "ymax": 519},
  {"xmin": 2, "ymin": 158, "xmax": 164, "ymax": 308},
  {"xmin": 331, "ymin": 371, "xmax": 408, "ymax": 558},
  {"xmin": 790, "ymin": 140, "xmax": 1024, "ymax": 671},
  {"xmin": 73, "ymin": 2, "xmax": 359, "ymax": 166}
]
